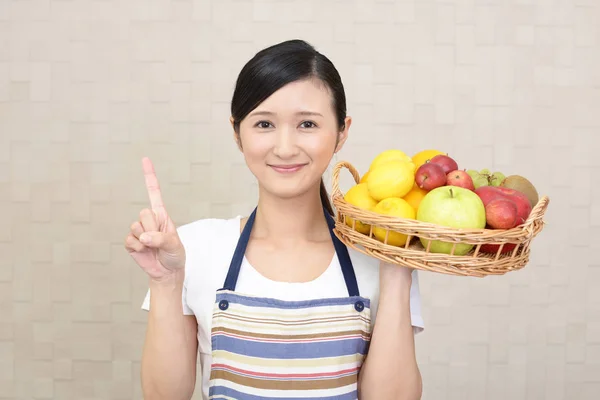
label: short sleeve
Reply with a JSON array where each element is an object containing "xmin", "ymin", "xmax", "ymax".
[
  {"xmin": 348, "ymin": 249, "xmax": 425, "ymax": 334},
  {"xmin": 140, "ymin": 282, "xmax": 195, "ymax": 315},
  {"xmin": 409, "ymin": 269, "xmax": 425, "ymax": 334}
]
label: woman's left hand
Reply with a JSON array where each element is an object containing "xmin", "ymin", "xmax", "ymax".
[{"xmin": 359, "ymin": 261, "xmax": 421, "ymax": 399}]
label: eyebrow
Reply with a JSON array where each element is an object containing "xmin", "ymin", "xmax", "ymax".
[{"xmin": 248, "ymin": 111, "xmax": 324, "ymax": 118}]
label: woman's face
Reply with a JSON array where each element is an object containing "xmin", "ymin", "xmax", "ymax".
[{"xmin": 234, "ymin": 79, "xmax": 351, "ymax": 200}]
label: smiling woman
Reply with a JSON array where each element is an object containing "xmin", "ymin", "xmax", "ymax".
[
  {"xmin": 233, "ymin": 79, "xmax": 347, "ymax": 208},
  {"xmin": 230, "ymin": 42, "xmax": 350, "ymax": 216},
  {"xmin": 128, "ymin": 39, "xmax": 425, "ymax": 400}
]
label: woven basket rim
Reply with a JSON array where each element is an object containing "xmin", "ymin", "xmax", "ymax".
[{"xmin": 329, "ymin": 160, "xmax": 550, "ymax": 277}]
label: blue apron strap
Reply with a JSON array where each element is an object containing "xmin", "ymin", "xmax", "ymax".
[
  {"xmin": 222, "ymin": 207, "xmax": 257, "ymax": 291},
  {"xmin": 221, "ymin": 207, "xmax": 360, "ymax": 298},
  {"xmin": 324, "ymin": 210, "xmax": 360, "ymax": 297}
]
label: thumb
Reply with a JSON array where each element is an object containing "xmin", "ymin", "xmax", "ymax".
[{"xmin": 139, "ymin": 231, "xmax": 181, "ymax": 252}]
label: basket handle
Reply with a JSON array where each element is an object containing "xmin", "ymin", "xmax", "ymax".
[
  {"xmin": 523, "ymin": 195, "xmax": 550, "ymax": 226},
  {"xmin": 331, "ymin": 161, "xmax": 362, "ymax": 200}
]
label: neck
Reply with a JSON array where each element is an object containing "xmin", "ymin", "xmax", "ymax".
[{"xmin": 252, "ymin": 185, "xmax": 331, "ymax": 243}]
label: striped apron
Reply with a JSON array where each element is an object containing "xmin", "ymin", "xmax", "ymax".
[{"xmin": 208, "ymin": 208, "xmax": 372, "ymax": 399}]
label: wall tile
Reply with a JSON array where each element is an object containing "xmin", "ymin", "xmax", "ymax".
[{"xmin": 2, "ymin": 0, "xmax": 598, "ymax": 398}]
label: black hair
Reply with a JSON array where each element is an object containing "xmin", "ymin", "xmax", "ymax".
[{"xmin": 230, "ymin": 39, "xmax": 347, "ymax": 216}]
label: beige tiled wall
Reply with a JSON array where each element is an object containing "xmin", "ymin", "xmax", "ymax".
[{"xmin": 2, "ymin": 0, "xmax": 599, "ymax": 399}]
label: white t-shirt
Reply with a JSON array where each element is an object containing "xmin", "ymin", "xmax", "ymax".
[{"xmin": 141, "ymin": 216, "xmax": 425, "ymax": 399}]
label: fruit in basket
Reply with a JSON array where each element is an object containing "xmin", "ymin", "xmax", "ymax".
[
  {"xmin": 476, "ymin": 186, "xmax": 534, "ymax": 254},
  {"xmin": 500, "ymin": 175, "xmax": 539, "ymax": 208},
  {"xmin": 416, "ymin": 186, "xmax": 486, "ymax": 255},
  {"xmin": 415, "ymin": 162, "xmax": 446, "ymax": 191},
  {"xmin": 489, "ymin": 171, "xmax": 506, "ymax": 187},
  {"xmin": 485, "ymin": 198, "xmax": 518, "ymax": 229},
  {"xmin": 344, "ymin": 183, "xmax": 378, "ymax": 234},
  {"xmin": 446, "ymin": 170, "xmax": 475, "ymax": 191},
  {"xmin": 402, "ymin": 183, "xmax": 428, "ymax": 212},
  {"xmin": 475, "ymin": 186, "xmax": 532, "ymax": 226},
  {"xmin": 360, "ymin": 170, "xmax": 371, "ymax": 184},
  {"xmin": 480, "ymin": 242, "xmax": 517, "ymax": 255},
  {"xmin": 429, "ymin": 154, "xmax": 459, "ymax": 175},
  {"xmin": 372, "ymin": 198, "xmax": 415, "ymax": 247},
  {"xmin": 412, "ymin": 149, "xmax": 445, "ymax": 170},
  {"xmin": 367, "ymin": 160, "xmax": 415, "ymax": 201},
  {"xmin": 467, "ymin": 169, "xmax": 506, "ymax": 188},
  {"xmin": 369, "ymin": 149, "xmax": 416, "ymax": 173},
  {"xmin": 466, "ymin": 170, "xmax": 489, "ymax": 189}
]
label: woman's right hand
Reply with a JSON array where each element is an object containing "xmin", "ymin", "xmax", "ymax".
[{"xmin": 124, "ymin": 157, "xmax": 186, "ymax": 282}]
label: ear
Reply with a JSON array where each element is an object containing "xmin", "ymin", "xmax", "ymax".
[
  {"xmin": 334, "ymin": 116, "xmax": 352, "ymax": 154},
  {"xmin": 231, "ymin": 116, "xmax": 243, "ymax": 152}
]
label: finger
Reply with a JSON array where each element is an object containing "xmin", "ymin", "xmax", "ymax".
[
  {"xmin": 165, "ymin": 214, "xmax": 177, "ymax": 233},
  {"xmin": 130, "ymin": 221, "xmax": 144, "ymax": 239},
  {"xmin": 142, "ymin": 157, "xmax": 165, "ymax": 211},
  {"xmin": 125, "ymin": 233, "xmax": 146, "ymax": 253},
  {"xmin": 139, "ymin": 231, "xmax": 180, "ymax": 251},
  {"xmin": 139, "ymin": 208, "xmax": 158, "ymax": 232}
]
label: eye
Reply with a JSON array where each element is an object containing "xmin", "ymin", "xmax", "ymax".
[
  {"xmin": 254, "ymin": 120, "xmax": 273, "ymax": 129},
  {"xmin": 300, "ymin": 121, "xmax": 317, "ymax": 129}
]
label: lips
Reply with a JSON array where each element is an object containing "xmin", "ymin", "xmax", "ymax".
[{"xmin": 268, "ymin": 164, "xmax": 307, "ymax": 173}]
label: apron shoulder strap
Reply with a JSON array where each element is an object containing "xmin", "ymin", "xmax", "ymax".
[
  {"xmin": 222, "ymin": 208, "xmax": 257, "ymax": 291},
  {"xmin": 325, "ymin": 211, "xmax": 360, "ymax": 297}
]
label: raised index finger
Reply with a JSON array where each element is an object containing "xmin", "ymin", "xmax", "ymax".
[{"xmin": 142, "ymin": 157, "xmax": 165, "ymax": 211}]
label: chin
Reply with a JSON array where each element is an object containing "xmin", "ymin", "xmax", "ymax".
[{"xmin": 260, "ymin": 180, "xmax": 318, "ymax": 201}]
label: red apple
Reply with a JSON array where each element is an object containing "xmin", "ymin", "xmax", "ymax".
[
  {"xmin": 476, "ymin": 186, "xmax": 531, "ymax": 255},
  {"xmin": 480, "ymin": 242, "xmax": 517, "ymax": 254},
  {"xmin": 446, "ymin": 170, "xmax": 475, "ymax": 191},
  {"xmin": 429, "ymin": 154, "xmax": 459, "ymax": 175},
  {"xmin": 485, "ymin": 198, "xmax": 518, "ymax": 229},
  {"xmin": 415, "ymin": 163, "xmax": 447, "ymax": 191},
  {"xmin": 475, "ymin": 186, "xmax": 532, "ymax": 225}
]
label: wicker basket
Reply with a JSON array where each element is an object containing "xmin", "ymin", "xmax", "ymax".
[{"xmin": 331, "ymin": 161, "xmax": 550, "ymax": 277}]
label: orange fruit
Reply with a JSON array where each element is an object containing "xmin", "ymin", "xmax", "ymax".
[
  {"xmin": 403, "ymin": 184, "xmax": 428, "ymax": 212},
  {"xmin": 412, "ymin": 149, "xmax": 445, "ymax": 170}
]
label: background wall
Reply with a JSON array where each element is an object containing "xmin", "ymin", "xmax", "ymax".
[{"xmin": 1, "ymin": 0, "xmax": 599, "ymax": 399}]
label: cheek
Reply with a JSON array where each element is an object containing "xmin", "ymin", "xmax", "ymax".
[
  {"xmin": 239, "ymin": 133, "xmax": 268, "ymax": 160},
  {"xmin": 303, "ymin": 133, "xmax": 337, "ymax": 164}
]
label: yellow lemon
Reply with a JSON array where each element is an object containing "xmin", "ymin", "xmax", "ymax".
[
  {"xmin": 369, "ymin": 150, "xmax": 415, "ymax": 173},
  {"xmin": 372, "ymin": 198, "xmax": 416, "ymax": 247},
  {"xmin": 366, "ymin": 160, "xmax": 415, "ymax": 201},
  {"xmin": 343, "ymin": 183, "xmax": 378, "ymax": 234},
  {"xmin": 403, "ymin": 183, "xmax": 428, "ymax": 212},
  {"xmin": 411, "ymin": 149, "xmax": 445, "ymax": 170},
  {"xmin": 359, "ymin": 170, "xmax": 371, "ymax": 184}
]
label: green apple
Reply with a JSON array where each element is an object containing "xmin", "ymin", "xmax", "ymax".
[{"xmin": 416, "ymin": 186, "xmax": 487, "ymax": 255}]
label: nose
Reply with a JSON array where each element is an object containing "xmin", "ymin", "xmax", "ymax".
[{"xmin": 272, "ymin": 127, "xmax": 299, "ymax": 159}]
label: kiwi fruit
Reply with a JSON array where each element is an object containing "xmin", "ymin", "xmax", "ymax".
[{"xmin": 500, "ymin": 175, "xmax": 539, "ymax": 208}]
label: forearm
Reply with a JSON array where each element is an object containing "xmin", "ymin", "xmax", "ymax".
[
  {"xmin": 142, "ymin": 272, "xmax": 198, "ymax": 400},
  {"xmin": 358, "ymin": 267, "xmax": 422, "ymax": 400}
]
